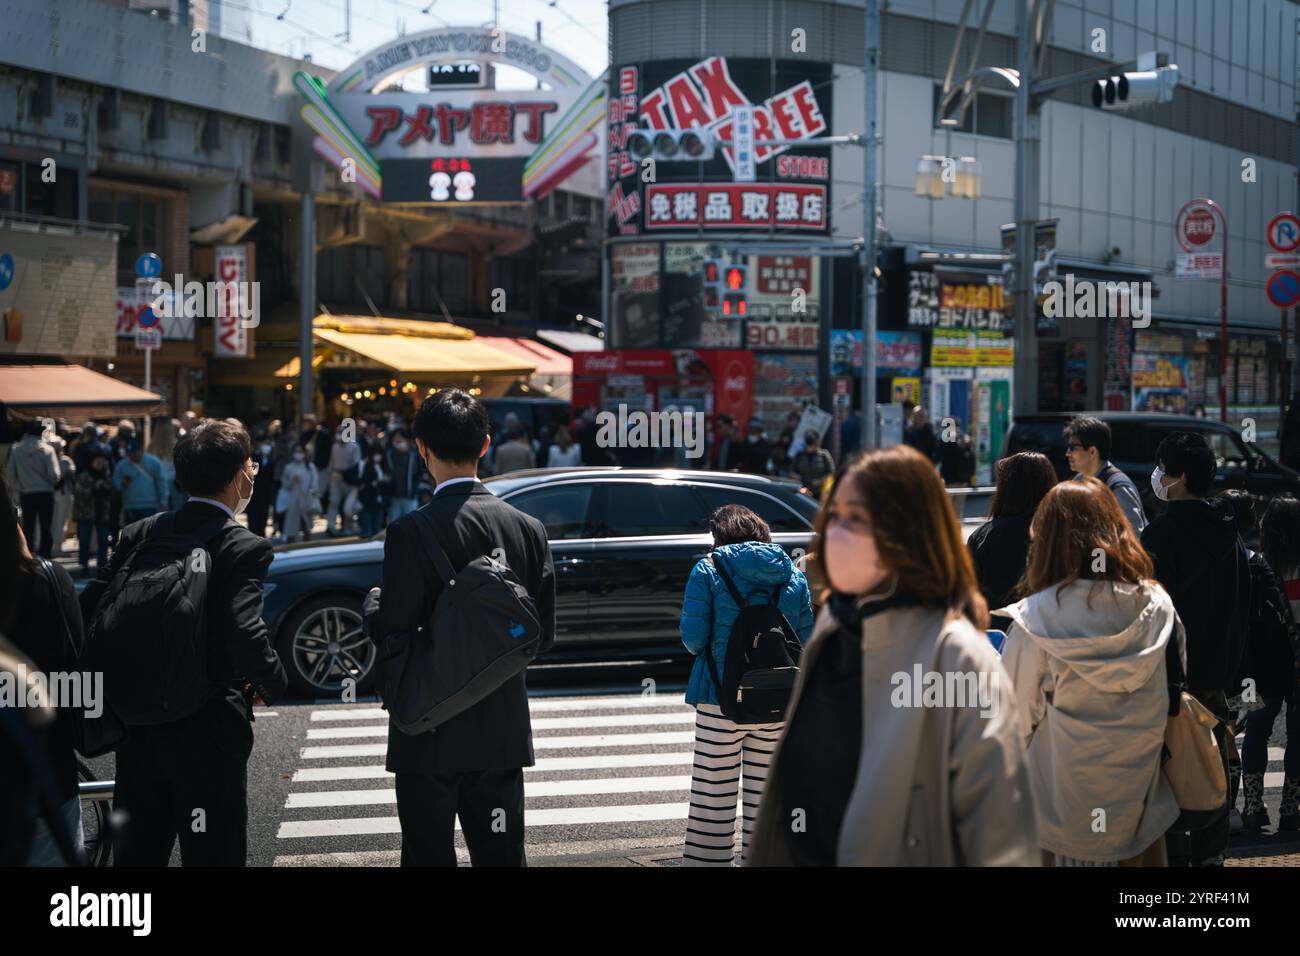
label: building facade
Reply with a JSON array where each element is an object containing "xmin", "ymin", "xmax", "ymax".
[{"xmin": 608, "ymin": 0, "xmax": 1300, "ymax": 462}]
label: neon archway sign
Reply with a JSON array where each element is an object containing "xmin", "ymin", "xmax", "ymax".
[{"xmin": 294, "ymin": 26, "xmax": 604, "ymax": 201}]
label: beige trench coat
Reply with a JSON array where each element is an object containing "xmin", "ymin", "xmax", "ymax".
[{"xmin": 747, "ymin": 598, "xmax": 1040, "ymax": 866}]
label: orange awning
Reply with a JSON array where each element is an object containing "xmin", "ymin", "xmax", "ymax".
[{"xmin": 0, "ymin": 364, "xmax": 166, "ymax": 420}]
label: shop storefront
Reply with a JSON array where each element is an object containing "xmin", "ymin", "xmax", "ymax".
[{"xmin": 572, "ymin": 348, "xmax": 753, "ymax": 466}]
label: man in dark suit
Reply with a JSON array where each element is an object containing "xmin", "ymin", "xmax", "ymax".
[
  {"xmin": 80, "ymin": 418, "xmax": 287, "ymax": 866},
  {"xmin": 364, "ymin": 388, "xmax": 556, "ymax": 867}
]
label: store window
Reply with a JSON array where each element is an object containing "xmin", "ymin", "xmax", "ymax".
[
  {"xmin": 88, "ymin": 185, "xmax": 165, "ymax": 285},
  {"xmin": 610, "ymin": 243, "xmax": 661, "ymax": 348}
]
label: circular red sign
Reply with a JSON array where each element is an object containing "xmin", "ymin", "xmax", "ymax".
[
  {"xmin": 1183, "ymin": 207, "xmax": 1215, "ymax": 247},
  {"xmin": 722, "ymin": 359, "xmax": 748, "ymax": 411}
]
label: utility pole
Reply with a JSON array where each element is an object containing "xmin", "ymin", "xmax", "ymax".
[
  {"xmin": 861, "ymin": 0, "xmax": 879, "ymax": 450},
  {"xmin": 1012, "ymin": 0, "xmax": 1041, "ymax": 416},
  {"xmin": 299, "ymin": 192, "xmax": 315, "ymax": 424}
]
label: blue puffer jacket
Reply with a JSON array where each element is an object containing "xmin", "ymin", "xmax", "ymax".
[{"xmin": 680, "ymin": 541, "xmax": 814, "ymax": 707}]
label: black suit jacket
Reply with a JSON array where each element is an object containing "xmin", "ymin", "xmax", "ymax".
[
  {"xmin": 80, "ymin": 501, "xmax": 288, "ymax": 723},
  {"xmin": 365, "ymin": 481, "xmax": 556, "ymax": 774}
]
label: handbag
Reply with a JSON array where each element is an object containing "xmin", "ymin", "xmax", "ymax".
[
  {"xmin": 1162, "ymin": 689, "xmax": 1227, "ymax": 812},
  {"xmin": 38, "ymin": 559, "xmax": 127, "ymax": 757}
]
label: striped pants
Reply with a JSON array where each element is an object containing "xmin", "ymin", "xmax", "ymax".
[{"xmin": 683, "ymin": 703, "xmax": 784, "ymax": 866}]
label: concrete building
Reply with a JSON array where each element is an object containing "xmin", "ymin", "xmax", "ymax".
[{"xmin": 607, "ymin": 0, "xmax": 1299, "ymax": 457}]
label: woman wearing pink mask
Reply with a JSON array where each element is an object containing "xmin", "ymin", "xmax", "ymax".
[{"xmin": 747, "ymin": 445, "xmax": 1038, "ymax": 866}]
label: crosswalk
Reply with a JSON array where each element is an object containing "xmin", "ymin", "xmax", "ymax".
[
  {"xmin": 270, "ymin": 698, "xmax": 1295, "ymax": 867},
  {"xmin": 272, "ymin": 693, "xmax": 703, "ymax": 866}
]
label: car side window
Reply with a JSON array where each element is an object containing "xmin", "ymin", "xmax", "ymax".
[
  {"xmin": 1203, "ymin": 430, "xmax": 1251, "ymax": 471},
  {"xmin": 691, "ymin": 485, "xmax": 809, "ymax": 533},
  {"xmin": 599, "ymin": 483, "xmax": 709, "ymax": 537},
  {"xmin": 506, "ymin": 484, "xmax": 595, "ymax": 539},
  {"xmin": 1107, "ymin": 422, "xmax": 1148, "ymax": 466}
]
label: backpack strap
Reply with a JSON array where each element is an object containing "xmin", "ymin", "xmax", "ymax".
[
  {"xmin": 709, "ymin": 554, "xmax": 748, "ymax": 608},
  {"xmin": 409, "ymin": 507, "xmax": 460, "ymax": 588}
]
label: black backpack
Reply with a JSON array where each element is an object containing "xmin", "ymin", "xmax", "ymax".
[
  {"xmin": 703, "ymin": 555, "xmax": 802, "ymax": 723},
  {"xmin": 81, "ymin": 512, "xmax": 230, "ymax": 726},
  {"xmin": 373, "ymin": 508, "xmax": 544, "ymax": 734}
]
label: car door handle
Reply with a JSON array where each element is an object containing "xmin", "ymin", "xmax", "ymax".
[{"xmin": 555, "ymin": 557, "xmax": 586, "ymax": 570}]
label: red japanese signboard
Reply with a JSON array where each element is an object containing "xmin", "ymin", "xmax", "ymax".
[{"xmin": 644, "ymin": 184, "xmax": 826, "ymax": 231}]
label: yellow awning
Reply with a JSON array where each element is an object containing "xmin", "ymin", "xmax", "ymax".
[
  {"xmin": 270, "ymin": 315, "xmax": 535, "ymax": 379},
  {"xmin": 312, "ymin": 327, "xmax": 535, "ymax": 376}
]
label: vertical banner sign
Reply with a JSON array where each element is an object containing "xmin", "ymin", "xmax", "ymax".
[
  {"xmin": 732, "ymin": 105, "xmax": 756, "ymax": 183},
  {"xmin": 213, "ymin": 244, "xmax": 249, "ymax": 359}
]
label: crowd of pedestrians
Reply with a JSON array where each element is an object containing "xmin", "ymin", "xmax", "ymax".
[{"xmin": 5, "ymin": 401, "xmax": 1300, "ymax": 870}]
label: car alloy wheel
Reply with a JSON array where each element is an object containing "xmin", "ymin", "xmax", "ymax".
[{"xmin": 287, "ymin": 601, "xmax": 375, "ymax": 695}]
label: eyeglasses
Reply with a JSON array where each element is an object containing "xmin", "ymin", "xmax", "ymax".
[
  {"xmin": 248, "ymin": 461, "xmax": 260, "ymax": 477},
  {"xmin": 1066, "ymin": 443, "xmax": 1085, "ymax": 452}
]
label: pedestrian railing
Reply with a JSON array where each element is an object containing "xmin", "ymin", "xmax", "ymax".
[
  {"xmin": 79, "ymin": 780, "xmax": 114, "ymax": 802},
  {"xmin": 946, "ymin": 486, "xmax": 996, "ymax": 521}
]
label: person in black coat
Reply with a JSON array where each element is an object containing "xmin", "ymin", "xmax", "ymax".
[
  {"xmin": 966, "ymin": 451, "xmax": 1057, "ymax": 632},
  {"xmin": 80, "ymin": 419, "xmax": 288, "ymax": 867},
  {"xmin": 245, "ymin": 432, "xmax": 278, "ymax": 538},
  {"xmin": 1, "ymin": 471, "xmax": 85, "ymax": 864},
  {"xmin": 364, "ymin": 389, "xmax": 556, "ymax": 867}
]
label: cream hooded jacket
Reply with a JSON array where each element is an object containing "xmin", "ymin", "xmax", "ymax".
[{"xmin": 999, "ymin": 580, "xmax": 1186, "ymax": 862}]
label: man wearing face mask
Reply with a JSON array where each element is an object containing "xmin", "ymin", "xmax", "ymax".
[
  {"xmin": 80, "ymin": 419, "xmax": 287, "ymax": 866},
  {"xmin": 1140, "ymin": 430, "xmax": 1250, "ymax": 867}
]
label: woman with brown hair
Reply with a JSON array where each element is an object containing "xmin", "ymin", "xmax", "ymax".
[
  {"xmin": 967, "ymin": 451, "xmax": 1058, "ymax": 633},
  {"xmin": 747, "ymin": 445, "xmax": 1038, "ymax": 866},
  {"xmin": 1001, "ymin": 477, "xmax": 1185, "ymax": 867}
]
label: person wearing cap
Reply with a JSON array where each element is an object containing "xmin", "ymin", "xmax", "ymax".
[
  {"xmin": 112, "ymin": 438, "xmax": 169, "ymax": 527},
  {"xmin": 739, "ymin": 419, "xmax": 773, "ymax": 475}
]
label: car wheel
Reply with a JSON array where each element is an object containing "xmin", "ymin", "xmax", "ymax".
[{"xmin": 277, "ymin": 594, "xmax": 377, "ymax": 697}]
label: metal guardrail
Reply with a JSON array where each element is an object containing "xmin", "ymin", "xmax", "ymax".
[
  {"xmin": 79, "ymin": 780, "xmax": 114, "ymax": 802},
  {"xmin": 947, "ymin": 486, "xmax": 996, "ymax": 521}
]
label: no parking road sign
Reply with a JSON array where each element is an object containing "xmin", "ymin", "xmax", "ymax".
[
  {"xmin": 1266, "ymin": 269, "xmax": 1300, "ymax": 309},
  {"xmin": 1267, "ymin": 212, "xmax": 1300, "ymax": 253}
]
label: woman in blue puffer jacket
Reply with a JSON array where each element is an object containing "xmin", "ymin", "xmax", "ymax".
[{"xmin": 680, "ymin": 504, "xmax": 813, "ymax": 865}]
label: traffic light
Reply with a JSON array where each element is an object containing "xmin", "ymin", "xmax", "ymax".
[
  {"xmin": 722, "ymin": 263, "xmax": 747, "ymax": 317},
  {"xmin": 702, "ymin": 258, "xmax": 725, "ymax": 313},
  {"xmin": 625, "ymin": 128, "xmax": 716, "ymax": 163},
  {"xmin": 1091, "ymin": 65, "xmax": 1178, "ymax": 110}
]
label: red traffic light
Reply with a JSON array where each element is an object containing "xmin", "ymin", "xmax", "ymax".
[
  {"xmin": 726, "ymin": 267, "xmax": 744, "ymax": 290},
  {"xmin": 704, "ymin": 287, "xmax": 720, "ymax": 308},
  {"xmin": 723, "ymin": 293, "xmax": 746, "ymax": 316},
  {"xmin": 704, "ymin": 262, "xmax": 719, "ymax": 283}
]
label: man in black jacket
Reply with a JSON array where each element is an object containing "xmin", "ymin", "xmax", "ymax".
[
  {"xmin": 1141, "ymin": 431, "xmax": 1249, "ymax": 866},
  {"xmin": 365, "ymin": 389, "xmax": 556, "ymax": 867},
  {"xmin": 80, "ymin": 419, "xmax": 287, "ymax": 866}
]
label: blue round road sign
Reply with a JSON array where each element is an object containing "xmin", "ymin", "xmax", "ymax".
[
  {"xmin": 1267, "ymin": 269, "xmax": 1300, "ymax": 309},
  {"xmin": 135, "ymin": 252, "xmax": 162, "ymax": 279},
  {"xmin": 0, "ymin": 253, "xmax": 13, "ymax": 291}
]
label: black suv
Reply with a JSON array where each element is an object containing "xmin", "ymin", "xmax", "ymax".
[
  {"xmin": 1005, "ymin": 412, "xmax": 1300, "ymax": 514},
  {"xmin": 260, "ymin": 467, "xmax": 818, "ymax": 695}
]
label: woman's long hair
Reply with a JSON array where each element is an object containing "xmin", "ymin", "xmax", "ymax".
[
  {"xmin": 989, "ymin": 451, "xmax": 1057, "ymax": 518},
  {"xmin": 1261, "ymin": 495, "xmax": 1300, "ymax": 579},
  {"xmin": 0, "ymin": 472, "xmax": 36, "ymax": 634},
  {"xmin": 1018, "ymin": 477, "xmax": 1154, "ymax": 602},
  {"xmin": 812, "ymin": 444, "xmax": 987, "ymax": 628}
]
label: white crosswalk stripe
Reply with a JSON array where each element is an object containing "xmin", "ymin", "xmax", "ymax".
[
  {"xmin": 276, "ymin": 693, "xmax": 703, "ymax": 866},
  {"xmin": 274, "ymin": 698, "xmax": 1295, "ymax": 867}
]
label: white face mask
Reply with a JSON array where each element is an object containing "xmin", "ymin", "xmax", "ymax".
[
  {"xmin": 1151, "ymin": 466, "xmax": 1180, "ymax": 502},
  {"xmin": 233, "ymin": 468, "xmax": 254, "ymax": 516},
  {"xmin": 821, "ymin": 525, "xmax": 888, "ymax": 596},
  {"xmin": 292, "ymin": 452, "xmax": 305, "ymax": 463}
]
